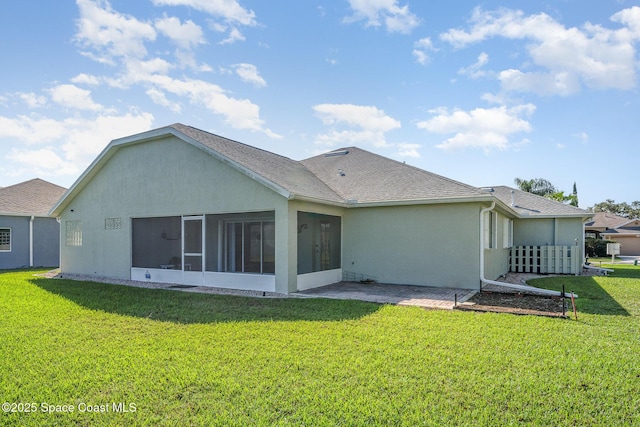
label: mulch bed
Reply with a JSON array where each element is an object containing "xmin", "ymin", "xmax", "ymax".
[{"xmin": 456, "ymin": 291, "xmax": 572, "ymax": 318}]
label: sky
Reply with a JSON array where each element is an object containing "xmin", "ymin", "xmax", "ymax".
[{"xmin": 1, "ymin": 0, "xmax": 639, "ymax": 209}]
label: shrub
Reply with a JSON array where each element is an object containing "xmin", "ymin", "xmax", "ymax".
[{"xmin": 585, "ymin": 237, "xmax": 616, "ymax": 258}]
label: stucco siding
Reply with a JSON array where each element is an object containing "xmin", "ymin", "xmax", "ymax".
[
  {"xmin": 59, "ymin": 136, "xmax": 288, "ymax": 279},
  {"xmin": 0, "ymin": 216, "xmax": 30, "ymax": 269},
  {"xmin": 342, "ymin": 203, "xmax": 482, "ymax": 289},
  {"xmin": 32, "ymin": 217, "xmax": 60, "ymax": 267}
]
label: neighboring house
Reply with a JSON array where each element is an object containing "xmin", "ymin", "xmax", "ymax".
[
  {"xmin": 584, "ymin": 212, "xmax": 629, "ymax": 239},
  {"xmin": 0, "ymin": 178, "xmax": 67, "ymax": 270},
  {"xmin": 50, "ymin": 124, "xmax": 592, "ymax": 293}
]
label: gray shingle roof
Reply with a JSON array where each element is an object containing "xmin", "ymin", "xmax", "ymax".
[
  {"xmin": 490, "ymin": 186, "xmax": 591, "ymax": 217},
  {"xmin": 0, "ymin": 178, "xmax": 67, "ymax": 216},
  {"xmin": 301, "ymin": 147, "xmax": 488, "ymax": 203}
]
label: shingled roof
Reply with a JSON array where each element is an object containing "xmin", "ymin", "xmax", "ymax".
[
  {"xmin": 0, "ymin": 178, "xmax": 67, "ymax": 216},
  {"xmin": 301, "ymin": 147, "xmax": 488, "ymax": 204},
  {"xmin": 490, "ymin": 186, "xmax": 591, "ymax": 218},
  {"xmin": 51, "ymin": 123, "xmax": 592, "ymax": 218}
]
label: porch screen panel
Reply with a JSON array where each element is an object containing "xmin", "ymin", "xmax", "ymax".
[
  {"xmin": 132, "ymin": 216, "xmax": 181, "ymax": 269},
  {"xmin": 262, "ymin": 222, "xmax": 275, "ymax": 274},
  {"xmin": 297, "ymin": 212, "xmax": 341, "ymax": 274}
]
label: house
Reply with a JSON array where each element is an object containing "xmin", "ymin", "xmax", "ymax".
[
  {"xmin": 50, "ymin": 124, "xmax": 592, "ymax": 293},
  {"xmin": 583, "ymin": 212, "xmax": 640, "ymax": 256},
  {"xmin": 584, "ymin": 212, "xmax": 629, "ymax": 239},
  {"xmin": 0, "ymin": 178, "xmax": 67, "ymax": 270}
]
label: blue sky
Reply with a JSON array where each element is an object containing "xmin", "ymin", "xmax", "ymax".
[{"xmin": 1, "ymin": 0, "xmax": 639, "ymax": 208}]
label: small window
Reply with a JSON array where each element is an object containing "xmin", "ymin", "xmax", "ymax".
[
  {"xmin": 105, "ymin": 217, "xmax": 122, "ymax": 230},
  {"xmin": 66, "ymin": 220, "xmax": 82, "ymax": 247},
  {"xmin": 0, "ymin": 228, "xmax": 10, "ymax": 252}
]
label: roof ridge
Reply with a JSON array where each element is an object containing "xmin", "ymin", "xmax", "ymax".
[{"xmin": 170, "ymin": 123, "xmax": 299, "ymax": 164}]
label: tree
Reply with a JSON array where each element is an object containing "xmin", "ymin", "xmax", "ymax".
[
  {"xmin": 513, "ymin": 178, "xmax": 557, "ymax": 197},
  {"xmin": 514, "ymin": 178, "xmax": 579, "ymax": 206},
  {"xmin": 590, "ymin": 199, "xmax": 640, "ymax": 218}
]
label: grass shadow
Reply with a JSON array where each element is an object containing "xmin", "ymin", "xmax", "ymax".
[
  {"xmin": 528, "ymin": 276, "xmax": 631, "ymax": 316},
  {"xmin": 30, "ymin": 277, "xmax": 382, "ymax": 324}
]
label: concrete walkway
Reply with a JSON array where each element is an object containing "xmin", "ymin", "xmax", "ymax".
[{"xmin": 298, "ymin": 281, "xmax": 477, "ymax": 310}]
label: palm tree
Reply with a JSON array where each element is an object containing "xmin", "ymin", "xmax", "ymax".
[{"xmin": 513, "ymin": 178, "xmax": 557, "ymax": 197}]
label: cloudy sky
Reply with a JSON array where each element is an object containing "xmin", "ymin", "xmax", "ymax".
[{"xmin": 1, "ymin": 0, "xmax": 639, "ymax": 208}]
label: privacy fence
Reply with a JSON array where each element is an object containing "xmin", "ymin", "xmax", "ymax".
[{"xmin": 510, "ymin": 245, "xmax": 581, "ymax": 275}]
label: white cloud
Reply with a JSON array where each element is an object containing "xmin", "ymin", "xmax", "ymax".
[
  {"xmin": 146, "ymin": 88, "xmax": 181, "ymax": 113},
  {"xmin": 417, "ymin": 104, "xmax": 535, "ymax": 151},
  {"xmin": 0, "ymin": 112, "xmax": 154, "ymax": 179},
  {"xmin": 233, "ymin": 63, "xmax": 266, "ymax": 87},
  {"xmin": 18, "ymin": 92, "xmax": 47, "ymax": 108},
  {"xmin": 75, "ymin": 0, "xmax": 156, "ymax": 63},
  {"xmin": 412, "ymin": 37, "xmax": 434, "ymax": 65},
  {"xmin": 49, "ymin": 84, "xmax": 103, "ymax": 111},
  {"xmin": 440, "ymin": 7, "xmax": 640, "ymax": 95},
  {"xmin": 395, "ymin": 143, "xmax": 421, "ymax": 158},
  {"xmin": 71, "ymin": 73, "xmax": 101, "ymax": 85},
  {"xmin": 313, "ymin": 103, "xmax": 401, "ymax": 148},
  {"xmin": 458, "ymin": 52, "xmax": 490, "ymax": 79},
  {"xmin": 345, "ymin": 0, "xmax": 420, "ymax": 34},
  {"xmin": 574, "ymin": 131, "xmax": 589, "ymax": 143},
  {"xmin": 152, "ymin": 0, "xmax": 256, "ymax": 43},
  {"xmin": 155, "ymin": 15, "xmax": 205, "ymax": 49},
  {"xmin": 151, "ymin": 0, "xmax": 257, "ymax": 26},
  {"xmin": 219, "ymin": 26, "xmax": 245, "ymax": 44}
]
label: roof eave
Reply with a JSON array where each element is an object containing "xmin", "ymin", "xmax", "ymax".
[{"xmin": 342, "ymin": 194, "xmax": 495, "ymax": 208}]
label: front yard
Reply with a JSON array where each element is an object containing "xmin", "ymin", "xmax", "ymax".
[{"xmin": 1, "ymin": 267, "xmax": 639, "ymax": 426}]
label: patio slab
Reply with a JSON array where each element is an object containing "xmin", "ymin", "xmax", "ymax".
[{"xmin": 297, "ymin": 281, "xmax": 477, "ymax": 310}]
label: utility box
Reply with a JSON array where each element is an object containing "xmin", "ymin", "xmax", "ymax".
[{"xmin": 606, "ymin": 243, "xmax": 621, "ymax": 255}]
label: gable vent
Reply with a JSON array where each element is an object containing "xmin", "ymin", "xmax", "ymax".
[{"xmin": 324, "ymin": 149, "xmax": 350, "ymax": 157}]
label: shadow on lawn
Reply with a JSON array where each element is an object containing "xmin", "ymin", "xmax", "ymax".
[
  {"xmin": 31, "ymin": 278, "xmax": 382, "ymax": 324},
  {"xmin": 529, "ymin": 276, "xmax": 630, "ymax": 316}
]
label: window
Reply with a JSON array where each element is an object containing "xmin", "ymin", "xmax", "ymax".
[
  {"xmin": 483, "ymin": 211, "xmax": 497, "ymax": 249},
  {"xmin": 503, "ymin": 218, "xmax": 513, "ymax": 249},
  {"xmin": 0, "ymin": 228, "xmax": 10, "ymax": 252},
  {"xmin": 105, "ymin": 217, "xmax": 122, "ymax": 230},
  {"xmin": 66, "ymin": 221, "xmax": 82, "ymax": 247},
  {"xmin": 297, "ymin": 212, "xmax": 341, "ymax": 274}
]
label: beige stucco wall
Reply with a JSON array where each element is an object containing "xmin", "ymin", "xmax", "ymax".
[
  {"xmin": 59, "ymin": 136, "xmax": 290, "ymax": 283},
  {"xmin": 342, "ymin": 203, "xmax": 484, "ymax": 289}
]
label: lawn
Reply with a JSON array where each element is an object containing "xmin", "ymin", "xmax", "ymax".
[{"xmin": 1, "ymin": 268, "xmax": 639, "ymax": 426}]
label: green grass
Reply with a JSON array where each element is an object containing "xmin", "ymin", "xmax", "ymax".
[{"xmin": 1, "ymin": 269, "xmax": 639, "ymax": 426}]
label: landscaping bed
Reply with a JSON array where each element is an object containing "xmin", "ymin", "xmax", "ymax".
[{"xmin": 457, "ymin": 291, "xmax": 569, "ymax": 317}]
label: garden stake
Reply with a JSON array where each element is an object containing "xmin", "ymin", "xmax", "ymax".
[
  {"xmin": 454, "ymin": 293, "xmax": 457, "ymax": 307},
  {"xmin": 571, "ymin": 290, "xmax": 578, "ymax": 321},
  {"xmin": 562, "ymin": 285, "xmax": 566, "ymax": 317}
]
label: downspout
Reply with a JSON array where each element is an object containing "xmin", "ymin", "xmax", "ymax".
[
  {"xmin": 29, "ymin": 215, "xmax": 35, "ymax": 267},
  {"xmin": 479, "ymin": 203, "xmax": 577, "ymax": 297}
]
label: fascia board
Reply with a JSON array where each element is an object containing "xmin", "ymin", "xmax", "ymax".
[{"xmin": 340, "ymin": 194, "xmax": 495, "ymax": 208}]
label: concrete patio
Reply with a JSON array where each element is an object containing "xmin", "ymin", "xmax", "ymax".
[{"xmin": 297, "ymin": 281, "xmax": 477, "ymax": 310}]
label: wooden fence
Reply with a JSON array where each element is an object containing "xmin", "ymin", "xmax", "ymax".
[{"xmin": 510, "ymin": 245, "xmax": 581, "ymax": 275}]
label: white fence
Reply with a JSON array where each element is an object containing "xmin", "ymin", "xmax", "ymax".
[{"xmin": 510, "ymin": 245, "xmax": 581, "ymax": 275}]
